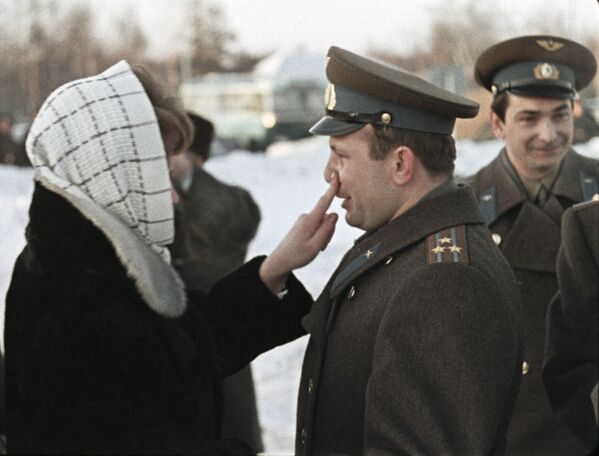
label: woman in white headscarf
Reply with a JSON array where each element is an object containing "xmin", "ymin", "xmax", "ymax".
[{"xmin": 4, "ymin": 62, "xmax": 338, "ymax": 455}]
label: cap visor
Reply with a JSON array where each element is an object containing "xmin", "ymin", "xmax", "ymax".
[{"xmin": 309, "ymin": 116, "xmax": 365, "ymax": 136}]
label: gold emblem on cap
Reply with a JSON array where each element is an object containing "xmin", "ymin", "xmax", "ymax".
[
  {"xmin": 381, "ymin": 112, "xmax": 392, "ymax": 125},
  {"xmin": 536, "ymin": 39, "xmax": 565, "ymax": 52},
  {"xmin": 534, "ymin": 63, "xmax": 559, "ymax": 81},
  {"xmin": 325, "ymin": 83, "xmax": 337, "ymax": 110}
]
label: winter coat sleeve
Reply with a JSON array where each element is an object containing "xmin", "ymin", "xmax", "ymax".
[
  {"xmin": 364, "ymin": 264, "xmax": 522, "ymax": 455},
  {"xmin": 188, "ymin": 256, "xmax": 314, "ymax": 375}
]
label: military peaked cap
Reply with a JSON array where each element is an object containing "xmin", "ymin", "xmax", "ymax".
[
  {"xmin": 310, "ymin": 46, "xmax": 479, "ymax": 137},
  {"xmin": 475, "ymin": 35, "xmax": 597, "ymax": 98}
]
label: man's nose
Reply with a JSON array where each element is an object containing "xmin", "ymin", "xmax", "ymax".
[
  {"xmin": 323, "ymin": 154, "xmax": 336, "ymax": 183},
  {"xmin": 538, "ymin": 118, "xmax": 558, "ymax": 143}
]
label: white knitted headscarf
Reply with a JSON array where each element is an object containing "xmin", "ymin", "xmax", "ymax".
[
  {"xmin": 25, "ymin": 61, "xmax": 187, "ymax": 318},
  {"xmin": 26, "ymin": 60, "xmax": 173, "ymax": 263}
]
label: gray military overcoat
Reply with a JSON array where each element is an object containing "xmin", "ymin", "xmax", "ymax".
[{"xmin": 296, "ymin": 180, "xmax": 524, "ymax": 456}]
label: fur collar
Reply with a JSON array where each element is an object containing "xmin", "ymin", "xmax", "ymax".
[{"xmin": 32, "ymin": 177, "xmax": 187, "ymax": 318}]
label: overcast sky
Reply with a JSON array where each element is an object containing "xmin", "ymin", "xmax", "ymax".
[
  {"xmin": 6, "ymin": 0, "xmax": 598, "ymax": 57},
  {"xmin": 133, "ymin": 0, "xmax": 598, "ymax": 57},
  {"xmin": 216, "ymin": 0, "xmax": 597, "ymax": 55}
]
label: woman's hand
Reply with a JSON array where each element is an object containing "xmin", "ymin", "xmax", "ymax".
[{"xmin": 259, "ymin": 174, "xmax": 339, "ymax": 294}]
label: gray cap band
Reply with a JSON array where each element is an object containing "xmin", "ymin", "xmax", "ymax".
[{"xmin": 310, "ymin": 84, "xmax": 456, "ymax": 136}]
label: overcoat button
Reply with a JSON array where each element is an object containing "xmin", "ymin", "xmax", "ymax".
[
  {"xmin": 347, "ymin": 285, "xmax": 356, "ymax": 299},
  {"xmin": 492, "ymin": 233, "xmax": 502, "ymax": 245},
  {"xmin": 301, "ymin": 428, "xmax": 307, "ymax": 444},
  {"xmin": 385, "ymin": 256, "xmax": 394, "ymax": 265},
  {"xmin": 308, "ymin": 378, "xmax": 314, "ymax": 394},
  {"xmin": 522, "ymin": 361, "xmax": 530, "ymax": 375}
]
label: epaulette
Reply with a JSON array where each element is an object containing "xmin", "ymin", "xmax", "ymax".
[{"xmin": 426, "ymin": 225, "xmax": 470, "ymax": 264}]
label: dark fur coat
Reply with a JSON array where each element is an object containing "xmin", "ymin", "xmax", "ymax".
[{"xmin": 4, "ymin": 182, "xmax": 312, "ymax": 455}]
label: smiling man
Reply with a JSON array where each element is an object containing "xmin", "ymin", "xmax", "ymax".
[
  {"xmin": 296, "ymin": 46, "xmax": 524, "ymax": 455},
  {"xmin": 468, "ymin": 35, "xmax": 599, "ymax": 455}
]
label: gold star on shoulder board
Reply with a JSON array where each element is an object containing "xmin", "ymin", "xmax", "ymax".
[
  {"xmin": 364, "ymin": 249, "xmax": 374, "ymax": 258},
  {"xmin": 431, "ymin": 246, "xmax": 445, "ymax": 254},
  {"xmin": 449, "ymin": 245, "xmax": 463, "ymax": 253},
  {"xmin": 439, "ymin": 237, "xmax": 453, "ymax": 244}
]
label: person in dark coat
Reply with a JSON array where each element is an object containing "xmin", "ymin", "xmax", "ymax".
[
  {"xmin": 573, "ymin": 98, "xmax": 599, "ymax": 144},
  {"xmin": 4, "ymin": 61, "xmax": 339, "ymax": 455},
  {"xmin": 543, "ymin": 194, "xmax": 599, "ymax": 454},
  {"xmin": 0, "ymin": 113, "xmax": 29, "ymax": 167},
  {"xmin": 295, "ymin": 46, "xmax": 524, "ymax": 456},
  {"xmin": 169, "ymin": 112, "xmax": 264, "ymax": 452},
  {"xmin": 467, "ymin": 35, "xmax": 599, "ymax": 455}
]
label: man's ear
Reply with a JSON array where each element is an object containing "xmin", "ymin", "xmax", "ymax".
[
  {"xmin": 389, "ymin": 146, "xmax": 415, "ymax": 186},
  {"xmin": 490, "ymin": 111, "xmax": 505, "ymax": 140}
]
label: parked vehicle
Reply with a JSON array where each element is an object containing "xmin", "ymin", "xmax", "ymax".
[{"xmin": 180, "ymin": 50, "xmax": 327, "ymax": 151}]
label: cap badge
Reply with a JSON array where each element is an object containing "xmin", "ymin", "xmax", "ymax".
[
  {"xmin": 534, "ymin": 63, "xmax": 559, "ymax": 80},
  {"xmin": 381, "ymin": 112, "xmax": 392, "ymax": 125},
  {"xmin": 325, "ymin": 83, "xmax": 337, "ymax": 110},
  {"xmin": 536, "ymin": 39, "xmax": 565, "ymax": 52}
]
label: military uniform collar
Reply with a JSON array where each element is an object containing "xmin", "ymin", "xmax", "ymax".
[
  {"xmin": 552, "ymin": 148, "xmax": 588, "ymax": 202},
  {"xmin": 480, "ymin": 150, "xmax": 529, "ymax": 223},
  {"xmin": 328, "ymin": 180, "xmax": 483, "ymax": 299}
]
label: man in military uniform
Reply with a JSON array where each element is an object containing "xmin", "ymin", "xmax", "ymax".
[
  {"xmin": 543, "ymin": 194, "xmax": 599, "ymax": 454},
  {"xmin": 467, "ymin": 35, "xmax": 599, "ymax": 455},
  {"xmin": 295, "ymin": 46, "xmax": 524, "ymax": 455}
]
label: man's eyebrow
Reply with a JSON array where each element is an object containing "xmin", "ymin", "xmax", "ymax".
[
  {"xmin": 516, "ymin": 109, "xmax": 541, "ymax": 116},
  {"xmin": 516, "ymin": 103, "xmax": 570, "ymax": 117},
  {"xmin": 552, "ymin": 103, "xmax": 570, "ymax": 113}
]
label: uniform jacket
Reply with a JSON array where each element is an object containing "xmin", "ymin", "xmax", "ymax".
[
  {"xmin": 170, "ymin": 167, "xmax": 263, "ymax": 451},
  {"xmin": 4, "ymin": 183, "xmax": 311, "ymax": 455},
  {"xmin": 468, "ymin": 149, "xmax": 599, "ymax": 455},
  {"xmin": 543, "ymin": 197, "xmax": 599, "ymax": 454},
  {"xmin": 171, "ymin": 167, "xmax": 261, "ymax": 291},
  {"xmin": 296, "ymin": 180, "xmax": 524, "ymax": 456}
]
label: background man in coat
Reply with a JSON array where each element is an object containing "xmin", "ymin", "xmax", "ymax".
[
  {"xmin": 467, "ymin": 35, "xmax": 599, "ymax": 455},
  {"xmin": 543, "ymin": 194, "xmax": 599, "ymax": 454},
  {"xmin": 295, "ymin": 46, "xmax": 524, "ymax": 456},
  {"xmin": 0, "ymin": 113, "xmax": 28, "ymax": 167},
  {"xmin": 169, "ymin": 112, "xmax": 264, "ymax": 452}
]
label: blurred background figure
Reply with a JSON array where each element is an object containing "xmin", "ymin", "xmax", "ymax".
[
  {"xmin": 0, "ymin": 113, "xmax": 29, "ymax": 167},
  {"xmin": 573, "ymin": 97, "xmax": 599, "ymax": 144},
  {"xmin": 169, "ymin": 111, "xmax": 263, "ymax": 452}
]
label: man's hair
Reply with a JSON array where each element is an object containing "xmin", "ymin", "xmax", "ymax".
[
  {"xmin": 491, "ymin": 92, "xmax": 509, "ymax": 123},
  {"xmin": 186, "ymin": 112, "xmax": 215, "ymax": 161},
  {"xmin": 370, "ymin": 126, "xmax": 456, "ymax": 176},
  {"xmin": 131, "ymin": 64, "xmax": 194, "ymax": 157}
]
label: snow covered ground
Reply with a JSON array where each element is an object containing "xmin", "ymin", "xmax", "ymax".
[{"xmin": 1, "ymin": 136, "xmax": 598, "ymax": 454}]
